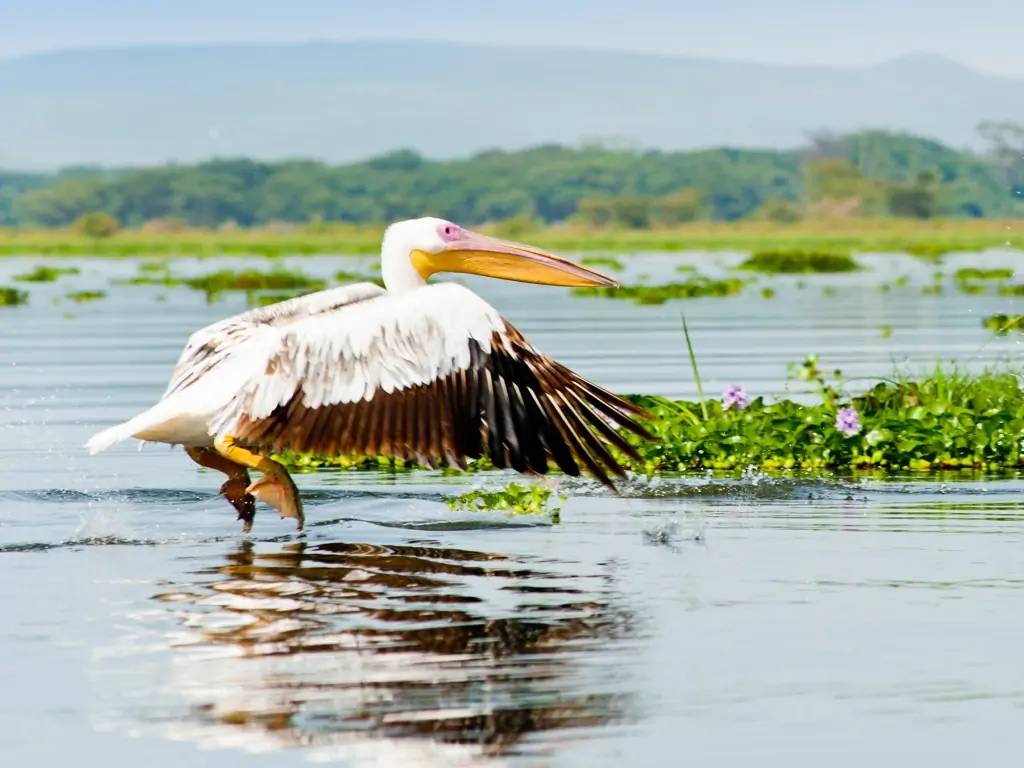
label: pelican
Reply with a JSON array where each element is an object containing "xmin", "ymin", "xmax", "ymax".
[{"xmin": 87, "ymin": 218, "xmax": 650, "ymax": 531}]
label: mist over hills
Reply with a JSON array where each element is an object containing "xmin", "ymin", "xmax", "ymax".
[{"xmin": 1, "ymin": 41, "xmax": 1022, "ymax": 169}]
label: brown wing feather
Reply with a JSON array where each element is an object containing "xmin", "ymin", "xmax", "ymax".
[{"xmin": 232, "ymin": 320, "xmax": 651, "ymax": 488}]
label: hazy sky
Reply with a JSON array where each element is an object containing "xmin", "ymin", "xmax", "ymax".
[{"xmin": 2, "ymin": 0, "xmax": 1023, "ymax": 76}]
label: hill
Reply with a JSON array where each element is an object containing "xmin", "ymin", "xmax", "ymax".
[{"xmin": 2, "ymin": 41, "xmax": 1024, "ymax": 168}]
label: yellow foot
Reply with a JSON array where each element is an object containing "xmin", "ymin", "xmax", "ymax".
[{"xmin": 247, "ymin": 472, "xmax": 304, "ymax": 530}]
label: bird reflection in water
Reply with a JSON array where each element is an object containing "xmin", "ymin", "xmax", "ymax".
[{"xmin": 154, "ymin": 539, "xmax": 636, "ymax": 760}]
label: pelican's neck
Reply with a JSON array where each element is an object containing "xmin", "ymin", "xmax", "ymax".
[{"xmin": 380, "ymin": 227, "xmax": 428, "ymax": 294}]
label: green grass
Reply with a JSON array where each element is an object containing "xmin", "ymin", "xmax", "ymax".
[
  {"xmin": 739, "ymin": 249, "xmax": 860, "ymax": 273},
  {"xmin": 0, "ymin": 286, "xmax": 29, "ymax": 306},
  {"xmin": 0, "ymin": 218, "xmax": 1018, "ymax": 257},
  {"xmin": 574, "ymin": 275, "xmax": 746, "ymax": 304},
  {"xmin": 13, "ymin": 265, "xmax": 80, "ymax": 282}
]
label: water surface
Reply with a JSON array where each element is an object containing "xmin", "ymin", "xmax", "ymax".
[{"xmin": 3, "ymin": 251, "xmax": 1024, "ymax": 766}]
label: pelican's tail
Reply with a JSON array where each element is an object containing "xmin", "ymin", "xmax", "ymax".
[{"xmin": 85, "ymin": 397, "xmax": 197, "ymax": 454}]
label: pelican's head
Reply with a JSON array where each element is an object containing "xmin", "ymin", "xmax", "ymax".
[{"xmin": 380, "ymin": 217, "xmax": 617, "ymax": 293}]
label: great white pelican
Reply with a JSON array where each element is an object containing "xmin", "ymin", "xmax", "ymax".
[{"xmin": 87, "ymin": 218, "xmax": 650, "ymax": 531}]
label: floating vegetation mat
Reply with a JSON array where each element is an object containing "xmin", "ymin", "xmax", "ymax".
[
  {"xmin": 13, "ymin": 265, "xmax": 80, "ymax": 282},
  {"xmin": 627, "ymin": 369, "xmax": 1024, "ymax": 472},
  {"xmin": 983, "ymin": 314, "xmax": 1024, "ymax": 335},
  {"xmin": 0, "ymin": 286, "xmax": 29, "ymax": 306},
  {"xmin": 118, "ymin": 267, "xmax": 326, "ymax": 299},
  {"xmin": 574, "ymin": 275, "xmax": 746, "ymax": 304},
  {"xmin": 739, "ymin": 249, "xmax": 860, "ymax": 273},
  {"xmin": 65, "ymin": 290, "xmax": 106, "ymax": 303}
]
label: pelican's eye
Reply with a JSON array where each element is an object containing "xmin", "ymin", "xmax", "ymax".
[{"xmin": 438, "ymin": 223, "xmax": 463, "ymax": 242}]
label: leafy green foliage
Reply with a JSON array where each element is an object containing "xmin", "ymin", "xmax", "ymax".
[
  {"xmin": 0, "ymin": 286, "xmax": 28, "ymax": 305},
  {"xmin": 625, "ymin": 369, "xmax": 1024, "ymax": 472},
  {"xmin": 4, "ymin": 130, "xmax": 1020, "ymax": 229},
  {"xmin": 13, "ymin": 265, "xmax": 80, "ymax": 282},
  {"xmin": 739, "ymin": 249, "xmax": 859, "ymax": 273},
  {"xmin": 574, "ymin": 276, "xmax": 746, "ymax": 304},
  {"xmin": 445, "ymin": 483, "xmax": 560, "ymax": 518}
]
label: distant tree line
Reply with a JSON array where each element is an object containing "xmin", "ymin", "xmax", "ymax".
[{"xmin": 2, "ymin": 129, "xmax": 1022, "ymax": 229}]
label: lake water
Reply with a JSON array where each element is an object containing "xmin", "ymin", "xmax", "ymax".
[{"xmin": 3, "ymin": 250, "xmax": 1024, "ymax": 766}]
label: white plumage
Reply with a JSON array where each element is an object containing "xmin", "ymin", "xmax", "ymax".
[{"xmin": 87, "ymin": 282, "xmax": 505, "ymax": 453}]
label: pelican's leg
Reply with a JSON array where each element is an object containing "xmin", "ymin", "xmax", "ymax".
[
  {"xmin": 213, "ymin": 436, "xmax": 304, "ymax": 531},
  {"xmin": 184, "ymin": 446, "xmax": 256, "ymax": 532}
]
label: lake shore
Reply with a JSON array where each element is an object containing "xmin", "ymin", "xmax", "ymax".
[{"xmin": 1, "ymin": 217, "xmax": 1020, "ymax": 256}]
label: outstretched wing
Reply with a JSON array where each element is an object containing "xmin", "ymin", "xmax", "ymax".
[
  {"xmin": 163, "ymin": 283, "xmax": 386, "ymax": 398},
  {"xmin": 214, "ymin": 282, "xmax": 650, "ymax": 486}
]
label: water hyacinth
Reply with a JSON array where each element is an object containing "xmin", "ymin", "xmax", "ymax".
[
  {"xmin": 835, "ymin": 406, "xmax": 861, "ymax": 437},
  {"xmin": 721, "ymin": 384, "xmax": 749, "ymax": 410}
]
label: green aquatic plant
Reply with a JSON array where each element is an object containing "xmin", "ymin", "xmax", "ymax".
[
  {"xmin": 574, "ymin": 275, "xmax": 746, "ymax": 305},
  {"xmin": 13, "ymin": 265, "xmax": 80, "ymax": 282},
  {"xmin": 333, "ymin": 269, "xmax": 380, "ymax": 284},
  {"xmin": 624, "ymin": 368, "xmax": 1024, "ymax": 472},
  {"xmin": 580, "ymin": 255, "xmax": 625, "ymax": 271},
  {"xmin": 739, "ymin": 249, "xmax": 859, "ymax": 274},
  {"xmin": 983, "ymin": 314, "xmax": 1024, "ymax": 334},
  {"xmin": 0, "ymin": 286, "xmax": 29, "ymax": 306},
  {"xmin": 65, "ymin": 290, "xmax": 106, "ymax": 303},
  {"xmin": 955, "ymin": 267, "xmax": 1013, "ymax": 282},
  {"xmin": 445, "ymin": 483, "xmax": 560, "ymax": 518},
  {"xmin": 118, "ymin": 268, "xmax": 326, "ymax": 299}
]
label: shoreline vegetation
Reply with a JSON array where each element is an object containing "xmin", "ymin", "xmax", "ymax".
[{"xmin": 0, "ymin": 218, "xmax": 1019, "ymax": 257}]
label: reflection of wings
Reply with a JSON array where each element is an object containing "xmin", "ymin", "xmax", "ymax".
[
  {"xmin": 152, "ymin": 540, "xmax": 634, "ymax": 758},
  {"xmin": 167, "ymin": 282, "xmax": 650, "ymax": 484}
]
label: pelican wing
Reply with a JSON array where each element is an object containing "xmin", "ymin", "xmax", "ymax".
[
  {"xmin": 214, "ymin": 282, "xmax": 650, "ymax": 485},
  {"xmin": 163, "ymin": 283, "xmax": 386, "ymax": 398}
]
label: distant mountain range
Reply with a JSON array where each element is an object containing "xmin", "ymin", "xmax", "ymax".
[{"xmin": 1, "ymin": 41, "xmax": 1022, "ymax": 169}]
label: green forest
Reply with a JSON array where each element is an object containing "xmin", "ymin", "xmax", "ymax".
[{"xmin": 3, "ymin": 126, "xmax": 1024, "ymax": 230}]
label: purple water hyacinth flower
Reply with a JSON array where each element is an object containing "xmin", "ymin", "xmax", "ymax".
[
  {"xmin": 721, "ymin": 384, "xmax": 749, "ymax": 410},
  {"xmin": 835, "ymin": 406, "xmax": 861, "ymax": 437}
]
